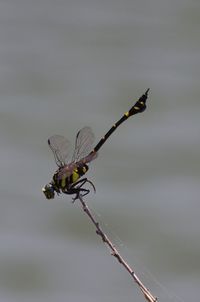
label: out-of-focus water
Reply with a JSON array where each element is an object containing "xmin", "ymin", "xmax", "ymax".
[{"xmin": 0, "ymin": 1, "xmax": 200, "ymax": 301}]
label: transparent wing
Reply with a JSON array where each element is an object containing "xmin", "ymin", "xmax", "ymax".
[
  {"xmin": 48, "ymin": 135, "xmax": 71, "ymax": 167},
  {"xmin": 72, "ymin": 127, "xmax": 95, "ymax": 163}
]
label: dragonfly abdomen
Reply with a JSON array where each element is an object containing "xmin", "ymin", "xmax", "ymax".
[{"xmin": 42, "ymin": 89, "xmax": 149, "ymax": 200}]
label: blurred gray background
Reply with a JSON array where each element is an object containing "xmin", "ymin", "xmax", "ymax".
[{"xmin": 0, "ymin": 0, "xmax": 200, "ymax": 301}]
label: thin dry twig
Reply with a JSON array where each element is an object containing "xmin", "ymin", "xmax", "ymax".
[{"xmin": 77, "ymin": 194, "xmax": 158, "ymax": 302}]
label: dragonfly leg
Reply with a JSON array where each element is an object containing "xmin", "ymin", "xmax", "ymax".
[
  {"xmin": 72, "ymin": 188, "xmax": 90, "ymax": 202},
  {"xmin": 63, "ymin": 178, "xmax": 96, "ymax": 201}
]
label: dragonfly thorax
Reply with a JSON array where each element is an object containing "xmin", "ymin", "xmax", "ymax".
[
  {"xmin": 42, "ymin": 164, "xmax": 89, "ymax": 199},
  {"xmin": 53, "ymin": 163, "xmax": 89, "ymax": 191}
]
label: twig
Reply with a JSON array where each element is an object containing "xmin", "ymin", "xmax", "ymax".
[{"xmin": 77, "ymin": 194, "xmax": 158, "ymax": 302}]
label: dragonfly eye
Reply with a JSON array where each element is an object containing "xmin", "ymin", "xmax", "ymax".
[{"xmin": 42, "ymin": 184, "xmax": 55, "ymax": 199}]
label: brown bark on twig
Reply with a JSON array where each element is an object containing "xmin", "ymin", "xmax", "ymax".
[{"xmin": 77, "ymin": 194, "xmax": 158, "ymax": 302}]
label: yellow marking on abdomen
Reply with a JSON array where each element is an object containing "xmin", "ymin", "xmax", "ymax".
[{"xmin": 124, "ymin": 111, "xmax": 129, "ymax": 117}]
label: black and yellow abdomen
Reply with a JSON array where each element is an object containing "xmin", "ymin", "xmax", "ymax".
[{"xmin": 43, "ymin": 89, "xmax": 149, "ymax": 200}]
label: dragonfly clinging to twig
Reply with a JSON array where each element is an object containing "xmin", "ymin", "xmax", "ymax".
[{"xmin": 42, "ymin": 89, "xmax": 149, "ymax": 201}]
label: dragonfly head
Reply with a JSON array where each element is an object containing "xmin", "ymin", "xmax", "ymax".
[{"xmin": 42, "ymin": 183, "xmax": 55, "ymax": 199}]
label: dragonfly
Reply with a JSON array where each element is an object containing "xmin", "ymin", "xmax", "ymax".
[{"xmin": 42, "ymin": 89, "xmax": 149, "ymax": 201}]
